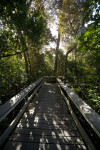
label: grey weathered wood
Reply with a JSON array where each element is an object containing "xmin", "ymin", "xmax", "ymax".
[
  {"xmin": 0, "ymin": 80, "xmax": 43, "ymax": 148},
  {"xmin": 3, "ymin": 141, "xmax": 87, "ymax": 150},
  {"xmin": 57, "ymin": 78, "xmax": 100, "ymax": 139},
  {"xmin": 58, "ymin": 83, "xmax": 96, "ymax": 150},
  {"xmin": 2, "ymin": 83, "xmax": 87, "ymax": 150},
  {"xmin": 17, "ymin": 122, "xmax": 78, "ymax": 130},
  {"xmin": 0, "ymin": 78, "xmax": 43, "ymax": 122},
  {"xmin": 67, "ymin": 97, "xmax": 96, "ymax": 150},
  {"xmin": 13, "ymin": 127, "xmax": 81, "ymax": 136},
  {"xmin": 19, "ymin": 118, "xmax": 76, "ymax": 125},
  {"xmin": 9, "ymin": 133, "xmax": 84, "ymax": 144}
]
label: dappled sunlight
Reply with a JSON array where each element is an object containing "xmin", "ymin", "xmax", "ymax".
[
  {"xmin": 30, "ymin": 131, "xmax": 33, "ymax": 135},
  {"xmin": 16, "ymin": 143, "xmax": 22, "ymax": 150},
  {"xmin": 28, "ymin": 109, "xmax": 35, "ymax": 115},
  {"xmin": 64, "ymin": 85, "xmax": 67, "ymax": 88},
  {"xmin": 1, "ymin": 0, "xmax": 99, "ymax": 147},
  {"xmin": 3, "ymin": 83, "xmax": 87, "ymax": 150},
  {"xmin": 39, "ymin": 143, "xmax": 46, "ymax": 150},
  {"xmin": 52, "ymin": 131, "xmax": 56, "ymax": 138},
  {"xmin": 34, "ymin": 116, "xmax": 39, "ymax": 123},
  {"xmin": 56, "ymin": 144, "xmax": 62, "ymax": 150},
  {"xmin": 36, "ymin": 100, "xmax": 39, "ymax": 104},
  {"xmin": 52, "ymin": 119, "xmax": 57, "ymax": 125},
  {"xmin": 48, "ymin": 89, "xmax": 55, "ymax": 93},
  {"xmin": 81, "ymin": 104, "xmax": 92, "ymax": 114},
  {"xmin": 70, "ymin": 92, "xmax": 74, "ymax": 95},
  {"xmin": 17, "ymin": 122, "xmax": 29, "ymax": 128}
]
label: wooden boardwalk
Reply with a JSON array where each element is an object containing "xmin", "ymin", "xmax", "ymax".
[{"xmin": 3, "ymin": 83, "xmax": 87, "ymax": 150}]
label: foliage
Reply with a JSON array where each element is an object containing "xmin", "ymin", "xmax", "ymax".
[
  {"xmin": 54, "ymin": 0, "xmax": 100, "ymax": 113},
  {"xmin": 79, "ymin": 23, "xmax": 100, "ymax": 73},
  {"xmin": 65, "ymin": 46, "xmax": 100, "ymax": 113},
  {"xmin": 0, "ymin": 55, "xmax": 27, "ymax": 104},
  {"xmin": 0, "ymin": 0, "xmax": 52, "ymax": 104},
  {"xmin": 0, "ymin": 0, "xmax": 99, "ymax": 115},
  {"xmin": 76, "ymin": 13, "xmax": 100, "ymax": 113}
]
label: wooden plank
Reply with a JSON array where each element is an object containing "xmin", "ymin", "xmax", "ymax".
[
  {"xmin": 2, "ymin": 83, "xmax": 87, "ymax": 150},
  {"xmin": 57, "ymin": 78, "xmax": 100, "ymax": 138},
  {"xmin": 3, "ymin": 141, "xmax": 87, "ymax": 150},
  {"xmin": 16, "ymin": 122, "xmax": 78, "ymax": 130},
  {"xmin": 0, "ymin": 78, "xmax": 43, "ymax": 122},
  {"xmin": 25, "ymin": 110, "xmax": 68, "ymax": 115},
  {"xmin": 19, "ymin": 121, "xmax": 77, "ymax": 131},
  {"xmin": 27, "ymin": 143, "xmax": 87, "ymax": 150},
  {"xmin": 0, "ymin": 81, "xmax": 43, "ymax": 148},
  {"xmin": 22, "ymin": 113, "xmax": 73, "ymax": 120},
  {"xmin": 13, "ymin": 128, "xmax": 81, "ymax": 137},
  {"xmin": 9, "ymin": 133, "xmax": 84, "ymax": 145},
  {"xmin": 3, "ymin": 141, "xmax": 28, "ymax": 150},
  {"xmin": 19, "ymin": 118, "xmax": 76, "ymax": 125}
]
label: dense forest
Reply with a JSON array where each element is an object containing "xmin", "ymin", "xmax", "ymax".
[{"xmin": 0, "ymin": 0, "xmax": 100, "ymax": 113}]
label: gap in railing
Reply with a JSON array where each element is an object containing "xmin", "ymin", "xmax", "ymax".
[{"xmin": 60, "ymin": 85, "xmax": 99, "ymax": 149}]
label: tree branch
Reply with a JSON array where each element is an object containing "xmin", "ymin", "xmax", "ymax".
[
  {"xmin": 0, "ymin": 75, "xmax": 18, "ymax": 90},
  {"xmin": 0, "ymin": 50, "xmax": 28, "ymax": 59}
]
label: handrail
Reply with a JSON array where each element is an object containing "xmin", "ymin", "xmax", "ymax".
[
  {"xmin": 0, "ymin": 78, "xmax": 43, "ymax": 147},
  {"xmin": 57, "ymin": 78, "xmax": 100, "ymax": 138},
  {"xmin": 0, "ymin": 78, "xmax": 43, "ymax": 123},
  {"xmin": 57, "ymin": 78, "xmax": 100, "ymax": 150}
]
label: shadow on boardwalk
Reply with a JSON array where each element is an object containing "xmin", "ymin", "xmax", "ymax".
[{"xmin": 3, "ymin": 83, "xmax": 87, "ymax": 150}]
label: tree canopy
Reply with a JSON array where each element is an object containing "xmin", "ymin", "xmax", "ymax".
[{"xmin": 0, "ymin": 0, "xmax": 100, "ymax": 113}]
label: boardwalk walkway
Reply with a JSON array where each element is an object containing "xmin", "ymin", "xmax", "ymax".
[{"xmin": 3, "ymin": 83, "xmax": 87, "ymax": 150}]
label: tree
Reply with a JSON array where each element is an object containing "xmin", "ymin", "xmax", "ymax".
[
  {"xmin": 58, "ymin": 0, "xmax": 86, "ymax": 78},
  {"xmin": 0, "ymin": 0, "xmax": 51, "ymax": 81},
  {"xmin": 54, "ymin": 31, "xmax": 60, "ymax": 76},
  {"xmin": 0, "ymin": 0, "xmax": 52, "ymax": 104}
]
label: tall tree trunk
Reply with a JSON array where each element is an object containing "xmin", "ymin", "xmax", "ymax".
[
  {"xmin": 17, "ymin": 30, "xmax": 30, "ymax": 81},
  {"xmin": 65, "ymin": 43, "xmax": 77, "ymax": 80},
  {"xmin": 54, "ymin": 31, "xmax": 60, "ymax": 76},
  {"xmin": 21, "ymin": 44, "xmax": 30, "ymax": 82}
]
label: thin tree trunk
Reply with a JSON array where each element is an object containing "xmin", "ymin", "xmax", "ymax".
[
  {"xmin": 54, "ymin": 31, "xmax": 60, "ymax": 76},
  {"xmin": 26, "ymin": 51, "xmax": 32, "ymax": 80},
  {"xmin": 23, "ymin": 51, "xmax": 29, "ymax": 79},
  {"xmin": 75, "ymin": 47, "xmax": 78, "ymax": 85}
]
